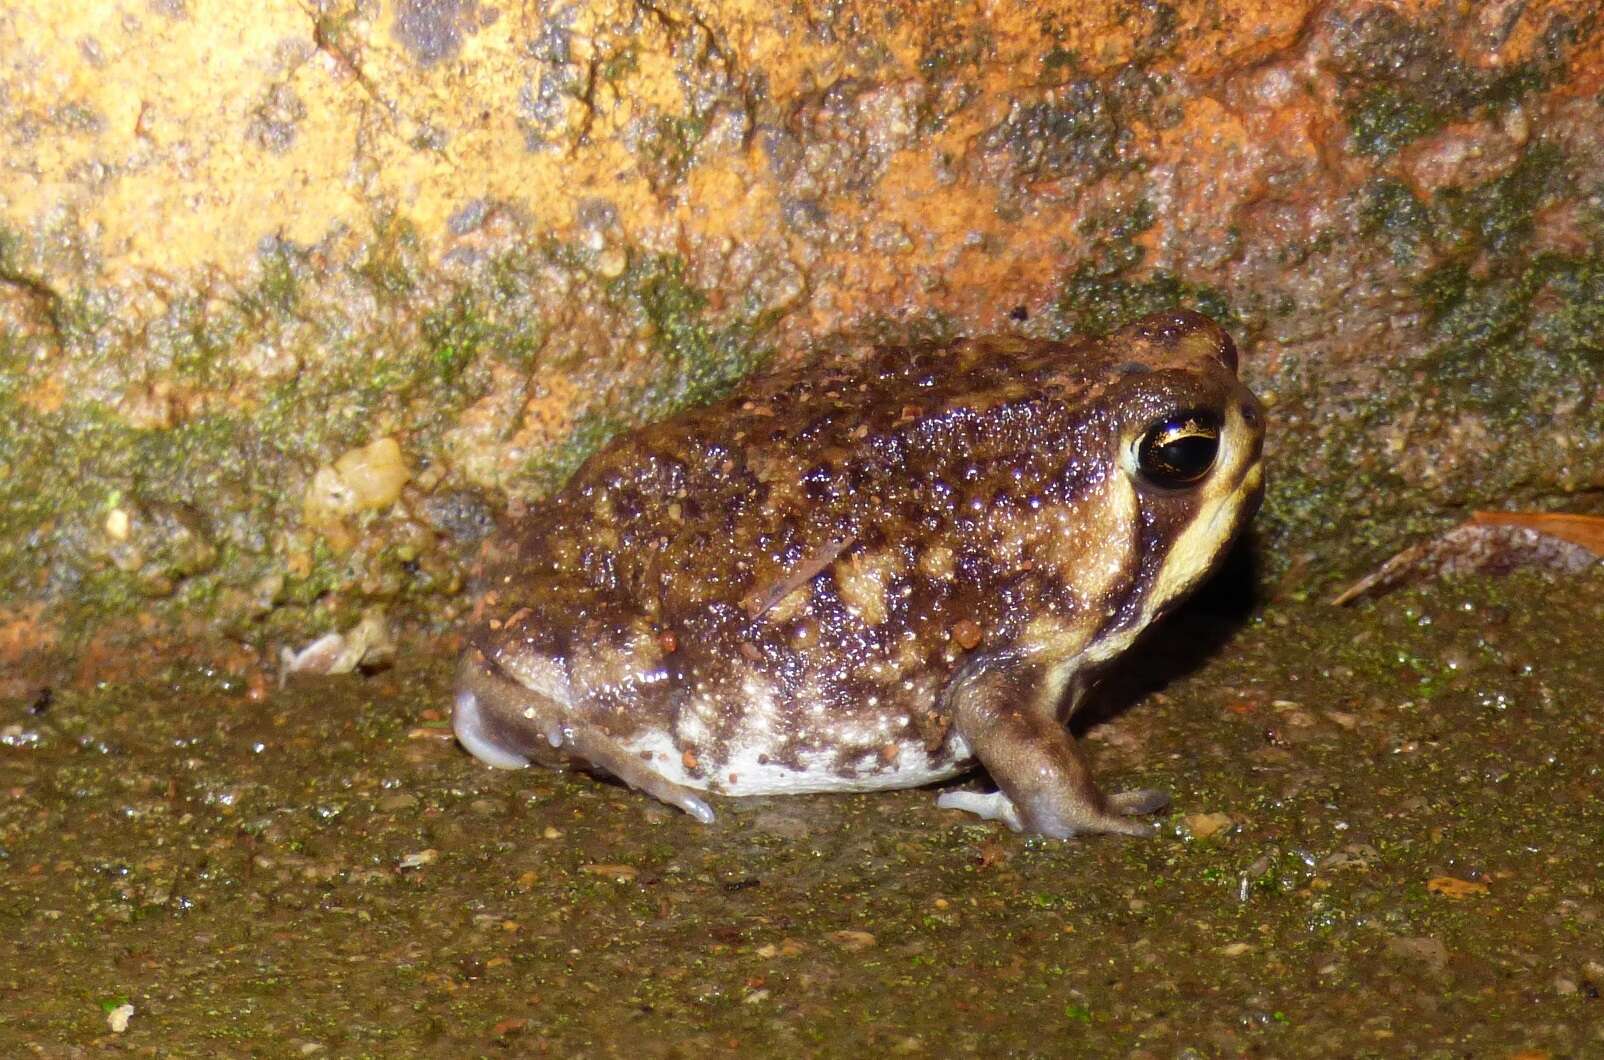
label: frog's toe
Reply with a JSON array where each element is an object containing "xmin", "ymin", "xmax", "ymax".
[
  {"xmin": 617, "ymin": 765, "xmax": 717, "ymax": 825},
  {"xmin": 1101, "ymin": 816, "xmax": 1157, "ymax": 838},
  {"xmin": 564, "ymin": 731, "xmax": 717, "ymax": 825},
  {"xmin": 674, "ymin": 792, "xmax": 717, "ymax": 825},
  {"xmin": 937, "ymin": 787, "xmax": 1164, "ymax": 839},
  {"xmin": 453, "ymin": 687, "xmax": 531, "ymax": 770},
  {"xmin": 935, "ymin": 789, "xmax": 1025, "ymax": 832},
  {"xmin": 1108, "ymin": 787, "xmax": 1170, "ymax": 817}
]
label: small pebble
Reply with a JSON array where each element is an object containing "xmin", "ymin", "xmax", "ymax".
[
  {"xmin": 1184, "ymin": 812, "xmax": 1233, "ymax": 839},
  {"xmin": 827, "ymin": 930, "xmax": 876, "ymax": 952},
  {"xmin": 755, "ymin": 938, "xmax": 807, "ymax": 958},
  {"xmin": 398, "ymin": 849, "xmax": 438, "ymax": 870},
  {"xmin": 1384, "ymin": 935, "xmax": 1448, "ymax": 972}
]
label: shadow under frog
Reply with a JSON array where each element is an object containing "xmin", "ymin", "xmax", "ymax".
[
  {"xmin": 1073, "ymin": 530, "xmax": 1265, "ymax": 738},
  {"xmin": 453, "ymin": 309, "xmax": 1265, "ymax": 839}
]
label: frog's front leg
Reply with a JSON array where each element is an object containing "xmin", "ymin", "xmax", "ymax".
[{"xmin": 935, "ymin": 656, "xmax": 1169, "ymax": 839}]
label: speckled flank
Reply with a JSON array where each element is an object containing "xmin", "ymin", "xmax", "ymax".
[{"xmin": 457, "ymin": 309, "xmax": 1264, "ymax": 815}]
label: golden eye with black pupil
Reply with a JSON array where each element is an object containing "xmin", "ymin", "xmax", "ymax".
[{"xmin": 1136, "ymin": 410, "xmax": 1221, "ymax": 488}]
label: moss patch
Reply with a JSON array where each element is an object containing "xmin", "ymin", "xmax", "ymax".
[
  {"xmin": 1331, "ymin": 7, "xmax": 1575, "ymax": 158},
  {"xmin": 0, "ymin": 222, "xmax": 784, "ymax": 655},
  {"xmin": 618, "ymin": 253, "xmax": 776, "ymax": 410},
  {"xmin": 1048, "ymin": 200, "xmax": 1237, "ymax": 338}
]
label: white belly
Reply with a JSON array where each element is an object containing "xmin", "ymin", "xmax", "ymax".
[{"xmin": 621, "ymin": 728, "xmax": 974, "ymax": 796}]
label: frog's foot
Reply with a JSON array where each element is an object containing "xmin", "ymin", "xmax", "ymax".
[
  {"xmin": 453, "ymin": 686, "xmax": 532, "ymax": 770},
  {"xmin": 936, "ymin": 787, "xmax": 1167, "ymax": 837},
  {"xmin": 569, "ymin": 729, "xmax": 717, "ymax": 825},
  {"xmin": 935, "ymin": 789, "xmax": 1023, "ymax": 831},
  {"xmin": 942, "ymin": 657, "xmax": 1168, "ymax": 840},
  {"xmin": 1107, "ymin": 788, "xmax": 1170, "ymax": 817},
  {"xmin": 453, "ymin": 651, "xmax": 715, "ymax": 824}
]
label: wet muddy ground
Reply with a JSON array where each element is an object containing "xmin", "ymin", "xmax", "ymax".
[{"xmin": 2, "ymin": 564, "xmax": 1602, "ymax": 1057}]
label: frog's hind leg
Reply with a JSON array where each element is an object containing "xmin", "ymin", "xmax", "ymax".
[
  {"xmin": 563, "ymin": 727, "xmax": 717, "ymax": 825},
  {"xmin": 934, "ymin": 657, "xmax": 1169, "ymax": 839},
  {"xmin": 453, "ymin": 649, "xmax": 715, "ymax": 824}
]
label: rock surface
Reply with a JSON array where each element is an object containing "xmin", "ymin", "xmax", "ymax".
[{"xmin": 2, "ymin": 0, "xmax": 1601, "ymax": 679}]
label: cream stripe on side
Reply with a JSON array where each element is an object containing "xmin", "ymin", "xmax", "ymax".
[
  {"xmin": 1024, "ymin": 470, "xmax": 1142, "ymax": 713},
  {"xmin": 1139, "ymin": 403, "xmax": 1261, "ymax": 626}
]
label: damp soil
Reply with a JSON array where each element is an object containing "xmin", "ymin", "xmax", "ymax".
[{"xmin": 2, "ymin": 563, "xmax": 1602, "ymax": 1056}]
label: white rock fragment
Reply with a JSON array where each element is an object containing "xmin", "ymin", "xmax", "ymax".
[
  {"xmin": 107, "ymin": 1003, "xmax": 134, "ymax": 1033},
  {"xmin": 302, "ymin": 436, "xmax": 411, "ymax": 528},
  {"xmin": 279, "ymin": 608, "xmax": 395, "ymax": 683},
  {"xmin": 398, "ymin": 848, "xmax": 439, "ymax": 870},
  {"xmin": 302, "ymin": 466, "xmax": 357, "ymax": 526},
  {"xmin": 104, "ymin": 507, "xmax": 131, "ymax": 541},
  {"xmin": 335, "ymin": 437, "xmax": 410, "ymax": 509}
]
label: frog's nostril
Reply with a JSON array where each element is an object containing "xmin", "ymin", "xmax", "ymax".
[{"xmin": 1240, "ymin": 401, "xmax": 1261, "ymax": 430}]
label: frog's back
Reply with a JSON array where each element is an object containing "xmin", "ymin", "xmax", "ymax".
[{"xmin": 515, "ymin": 335, "xmax": 1123, "ymax": 630}]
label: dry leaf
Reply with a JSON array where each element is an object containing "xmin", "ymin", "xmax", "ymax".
[
  {"xmin": 1333, "ymin": 515, "xmax": 1601, "ymax": 605},
  {"xmin": 1470, "ymin": 510, "xmax": 1604, "ymax": 552}
]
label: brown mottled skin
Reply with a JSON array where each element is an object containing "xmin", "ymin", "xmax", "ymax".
[{"xmin": 454, "ymin": 309, "xmax": 1266, "ymax": 838}]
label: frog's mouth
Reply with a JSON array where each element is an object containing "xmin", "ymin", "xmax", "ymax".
[{"xmin": 1229, "ymin": 458, "xmax": 1267, "ymax": 534}]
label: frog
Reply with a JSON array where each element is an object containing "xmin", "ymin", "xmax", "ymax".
[{"xmin": 453, "ymin": 308, "xmax": 1265, "ymax": 838}]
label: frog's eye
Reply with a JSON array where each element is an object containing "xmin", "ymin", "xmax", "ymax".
[{"xmin": 1136, "ymin": 410, "xmax": 1221, "ymax": 489}]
